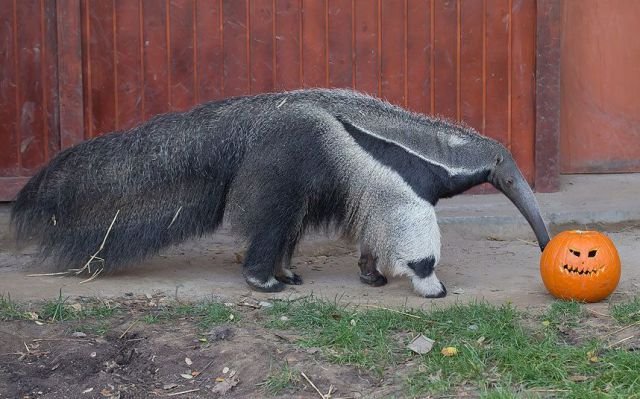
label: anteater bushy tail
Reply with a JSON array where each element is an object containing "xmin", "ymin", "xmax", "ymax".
[{"xmin": 11, "ymin": 106, "xmax": 239, "ymax": 272}]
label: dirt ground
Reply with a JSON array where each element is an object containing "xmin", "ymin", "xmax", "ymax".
[
  {"xmin": 1, "ymin": 224, "xmax": 639, "ymax": 309},
  {"xmin": 1, "ymin": 224, "xmax": 639, "ymax": 398}
]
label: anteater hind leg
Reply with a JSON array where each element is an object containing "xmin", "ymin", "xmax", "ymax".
[
  {"xmin": 242, "ymin": 202, "xmax": 304, "ymax": 292},
  {"xmin": 275, "ymin": 238, "xmax": 303, "ymax": 285},
  {"xmin": 358, "ymin": 244, "xmax": 387, "ymax": 287}
]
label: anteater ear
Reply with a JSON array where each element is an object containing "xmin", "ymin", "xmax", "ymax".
[{"xmin": 339, "ymin": 118, "xmax": 427, "ymax": 162}]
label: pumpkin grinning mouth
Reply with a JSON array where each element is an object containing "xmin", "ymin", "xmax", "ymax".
[{"xmin": 562, "ymin": 264, "xmax": 602, "ymax": 276}]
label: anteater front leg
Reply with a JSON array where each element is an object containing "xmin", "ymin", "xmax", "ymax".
[{"xmin": 358, "ymin": 244, "xmax": 387, "ymax": 287}]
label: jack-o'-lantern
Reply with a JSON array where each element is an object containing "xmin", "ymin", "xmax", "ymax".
[{"xmin": 540, "ymin": 230, "xmax": 621, "ymax": 303}]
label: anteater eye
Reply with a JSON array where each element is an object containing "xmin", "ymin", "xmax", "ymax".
[
  {"xmin": 569, "ymin": 249, "xmax": 581, "ymax": 257},
  {"xmin": 588, "ymin": 250, "xmax": 598, "ymax": 258}
]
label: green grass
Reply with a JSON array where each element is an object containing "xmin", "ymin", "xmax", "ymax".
[
  {"xmin": 0, "ymin": 294, "xmax": 26, "ymax": 320},
  {"xmin": 543, "ymin": 299, "xmax": 585, "ymax": 327},
  {"xmin": 266, "ymin": 298, "xmax": 640, "ymax": 398},
  {"xmin": 260, "ymin": 362, "xmax": 301, "ymax": 395},
  {"xmin": 610, "ymin": 296, "xmax": 640, "ymax": 325},
  {"xmin": 143, "ymin": 301, "xmax": 238, "ymax": 329},
  {"xmin": 40, "ymin": 291, "xmax": 118, "ymax": 322}
]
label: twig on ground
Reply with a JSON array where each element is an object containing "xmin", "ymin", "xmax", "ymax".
[
  {"xmin": 603, "ymin": 320, "xmax": 640, "ymax": 338},
  {"xmin": 194, "ymin": 359, "xmax": 215, "ymax": 380},
  {"xmin": 586, "ymin": 308, "xmax": 610, "ymax": 318},
  {"xmin": 362, "ymin": 304, "xmax": 422, "ymax": 319},
  {"xmin": 79, "ymin": 267, "xmax": 104, "ymax": 284},
  {"xmin": 27, "ymin": 272, "xmax": 70, "ymax": 277},
  {"xmin": 119, "ymin": 318, "xmax": 140, "ymax": 340},
  {"xmin": 166, "ymin": 388, "xmax": 200, "ymax": 397},
  {"xmin": 71, "ymin": 209, "xmax": 120, "ymax": 276},
  {"xmin": 301, "ymin": 372, "xmax": 327, "ymax": 399},
  {"xmin": 606, "ymin": 335, "xmax": 635, "ymax": 349}
]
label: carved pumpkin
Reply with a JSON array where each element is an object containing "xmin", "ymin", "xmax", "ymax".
[{"xmin": 540, "ymin": 230, "xmax": 621, "ymax": 303}]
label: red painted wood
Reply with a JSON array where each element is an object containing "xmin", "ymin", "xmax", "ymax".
[
  {"xmin": 380, "ymin": 0, "xmax": 405, "ymax": 105},
  {"xmin": 223, "ymin": 0, "xmax": 249, "ymax": 96},
  {"xmin": 406, "ymin": 0, "xmax": 431, "ymax": 114},
  {"xmin": 0, "ymin": 0, "xmax": 19, "ymax": 176},
  {"xmin": 115, "ymin": 0, "xmax": 143, "ymax": 130},
  {"xmin": 57, "ymin": 0, "xmax": 84, "ymax": 149},
  {"xmin": 561, "ymin": 0, "xmax": 640, "ymax": 173},
  {"xmin": 142, "ymin": 0, "xmax": 170, "ymax": 119},
  {"xmin": 43, "ymin": 0, "xmax": 60, "ymax": 162},
  {"xmin": 485, "ymin": 0, "xmax": 510, "ymax": 146},
  {"xmin": 459, "ymin": 0, "xmax": 484, "ymax": 133},
  {"xmin": 327, "ymin": 0, "xmax": 353, "ymax": 88},
  {"xmin": 86, "ymin": 0, "xmax": 117, "ymax": 137},
  {"xmin": 275, "ymin": 0, "xmax": 301, "ymax": 90},
  {"xmin": 510, "ymin": 0, "xmax": 535, "ymax": 183},
  {"xmin": 16, "ymin": 0, "xmax": 46, "ymax": 171},
  {"xmin": 535, "ymin": 0, "xmax": 561, "ymax": 192},
  {"xmin": 250, "ymin": 0, "xmax": 275, "ymax": 93},
  {"xmin": 0, "ymin": 177, "xmax": 30, "ymax": 201},
  {"xmin": 354, "ymin": 0, "xmax": 378, "ymax": 95},
  {"xmin": 0, "ymin": 0, "xmax": 543, "ymax": 198},
  {"xmin": 196, "ymin": 0, "xmax": 222, "ymax": 102},
  {"xmin": 169, "ymin": 0, "xmax": 195, "ymax": 111},
  {"xmin": 433, "ymin": 0, "xmax": 457, "ymax": 119},
  {"xmin": 302, "ymin": 0, "xmax": 326, "ymax": 88}
]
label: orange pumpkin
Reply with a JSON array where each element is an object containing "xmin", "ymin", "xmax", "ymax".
[{"xmin": 540, "ymin": 230, "xmax": 621, "ymax": 302}]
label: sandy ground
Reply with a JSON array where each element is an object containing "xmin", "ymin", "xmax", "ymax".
[{"xmin": 1, "ymin": 224, "xmax": 638, "ymax": 310}]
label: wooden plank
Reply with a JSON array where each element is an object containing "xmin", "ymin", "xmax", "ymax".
[
  {"xmin": 44, "ymin": 0, "xmax": 60, "ymax": 160},
  {"xmin": 406, "ymin": 0, "xmax": 431, "ymax": 114},
  {"xmin": 302, "ymin": 0, "xmax": 326, "ymax": 88},
  {"xmin": 250, "ymin": 0, "xmax": 275, "ymax": 93},
  {"xmin": 327, "ymin": 0, "xmax": 352, "ymax": 88},
  {"xmin": 16, "ymin": 0, "xmax": 46, "ymax": 171},
  {"xmin": 57, "ymin": 0, "xmax": 85, "ymax": 149},
  {"xmin": 510, "ymin": 0, "xmax": 535, "ymax": 183},
  {"xmin": 380, "ymin": 0, "xmax": 405, "ymax": 105},
  {"xmin": 0, "ymin": 0, "xmax": 19, "ymax": 176},
  {"xmin": 86, "ymin": 0, "xmax": 116, "ymax": 136},
  {"xmin": 354, "ymin": 0, "xmax": 378, "ymax": 95},
  {"xmin": 196, "ymin": 0, "xmax": 222, "ymax": 102},
  {"xmin": 275, "ymin": 0, "xmax": 301, "ymax": 90},
  {"xmin": 223, "ymin": 0, "xmax": 249, "ymax": 96},
  {"xmin": 0, "ymin": 177, "xmax": 30, "ymax": 201},
  {"xmin": 169, "ymin": 0, "xmax": 195, "ymax": 111},
  {"xmin": 459, "ymin": 0, "xmax": 484, "ymax": 132},
  {"xmin": 433, "ymin": 0, "xmax": 457, "ymax": 119},
  {"xmin": 115, "ymin": 0, "xmax": 143, "ymax": 130},
  {"xmin": 535, "ymin": 0, "xmax": 561, "ymax": 192},
  {"xmin": 142, "ymin": 0, "xmax": 170, "ymax": 119},
  {"xmin": 484, "ymin": 0, "xmax": 510, "ymax": 146}
]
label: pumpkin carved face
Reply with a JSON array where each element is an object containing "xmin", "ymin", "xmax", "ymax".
[{"xmin": 540, "ymin": 230, "xmax": 621, "ymax": 303}]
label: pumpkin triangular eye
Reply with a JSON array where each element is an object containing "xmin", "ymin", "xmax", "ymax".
[
  {"xmin": 588, "ymin": 249, "xmax": 598, "ymax": 258},
  {"xmin": 569, "ymin": 249, "xmax": 581, "ymax": 257}
]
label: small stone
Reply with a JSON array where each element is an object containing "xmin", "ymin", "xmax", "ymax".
[
  {"xmin": 467, "ymin": 324, "xmax": 478, "ymax": 331},
  {"xmin": 72, "ymin": 332, "xmax": 87, "ymax": 338},
  {"xmin": 90, "ymin": 352, "xmax": 97, "ymax": 358},
  {"xmin": 280, "ymin": 316, "xmax": 289, "ymax": 322},
  {"xmin": 223, "ymin": 367, "xmax": 230, "ymax": 374},
  {"xmin": 258, "ymin": 301, "xmax": 273, "ymax": 308}
]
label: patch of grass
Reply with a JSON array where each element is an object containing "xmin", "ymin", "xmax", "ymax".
[
  {"xmin": 142, "ymin": 301, "xmax": 237, "ymax": 329},
  {"xmin": 266, "ymin": 298, "xmax": 640, "ymax": 398},
  {"xmin": 543, "ymin": 300, "xmax": 584, "ymax": 327},
  {"xmin": 261, "ymin": 362, "xmax": 300, "ymax": 395},
  {"xmin": 0, "ymin": 294, "xmax": 26, "ymax": 320},
  {"xmin": 74, "ymin": 320, "xmax": 111, "ymax": 336},
  {"xmin": 41, "ymin": 290, "xmax": 73, "ymax": 321},
  {"xmin": 610, "ymin": 296, "xmax": 640, "ymax": 325}
]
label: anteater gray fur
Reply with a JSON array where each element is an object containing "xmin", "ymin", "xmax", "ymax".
[{"xmin": 11, "ymin": 88, "xmax": 550, "ymax": 297}]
